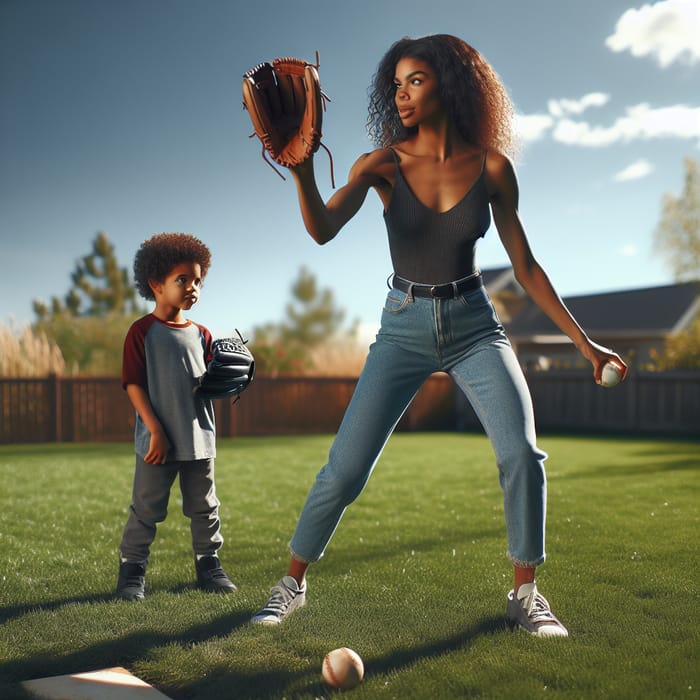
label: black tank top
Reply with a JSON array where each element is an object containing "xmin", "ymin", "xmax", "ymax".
[{"xmin": 383, "ymin": 149, "xmax": 491, "ymax": 283}]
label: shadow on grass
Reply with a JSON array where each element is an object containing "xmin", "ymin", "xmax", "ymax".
[
  {"xmin": 554, "ymin": 450, "xmax": 699, "ymax": 480},
  {"xmin": 171, "ymin": 615, "xmax": 507, "ymax": 700},
  {"xmin": 553, "ymin": 455, "xmax": 700, "ymax": 480},
  {"xmin": 367, "ymin": 614, "xmax": 506, "ymax": 673},
  {"xmin": 0, "ymin": 592, "xmax": 116, "ymax": 625},
  {"xmin": 0, "ymin": 601, "xmax": 252, "ymax": 686},
  {"xmin": 2, "ymin": 606, "xmax": 507, "ymax": 700},
  {"xmin": 0, "ymin": 580, "xmax": 222, "ymax": 626}
]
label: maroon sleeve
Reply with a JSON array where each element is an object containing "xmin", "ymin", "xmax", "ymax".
[
  {"xmin": 196, "ymin": 323, "xmax": 214, "ymax": 364},
  {"xmin": 122, "ymin": 315, "xmax": 156, "ymax": 390}
]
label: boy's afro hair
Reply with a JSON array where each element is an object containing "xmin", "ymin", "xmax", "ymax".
[{"xmin": 134, "ymin": 232, "xmax": 212, "ymax": 301}]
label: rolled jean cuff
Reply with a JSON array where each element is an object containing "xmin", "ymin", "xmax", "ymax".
[
  {"xmin": 508, "ymin": 552, "xmax": 546, "ymax": 568},
  {"xmin": 288, "ymin": 543, "xmax": 320, "ymax": 565}
]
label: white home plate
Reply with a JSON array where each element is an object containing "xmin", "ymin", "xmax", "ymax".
[{"xmin": 22, "ymin": 666, "xmax": 173, "ymax": 699}]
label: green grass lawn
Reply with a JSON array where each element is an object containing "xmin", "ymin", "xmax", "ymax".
[{"xmin": 0, "ymin": 433, "xmax": 698, "ymax": 699}]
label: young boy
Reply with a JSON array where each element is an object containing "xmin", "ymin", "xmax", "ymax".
[{"xmin": 116, "ymin": 232, "xmax": 236, "ymax": 600}]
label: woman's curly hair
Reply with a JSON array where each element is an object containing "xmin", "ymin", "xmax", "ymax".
[
  {"xmin": 133, "ymin": 232, "xmax": 211, "ymax": 301},
  {"xmin": 367, "ymin": 35, "xmax": 517, "ymax": 156}
]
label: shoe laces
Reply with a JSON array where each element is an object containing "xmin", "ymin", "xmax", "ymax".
[
  {"xmin": 208, "ymin": 566, "xmax": 229, "ymax": 581},
  {"xmin": 527, "ymin": 591, "xmax": 556, "ymax": 624},
  {"xmin": 264, "ymin": 582, "xmax": 297, "ymax": 614}
]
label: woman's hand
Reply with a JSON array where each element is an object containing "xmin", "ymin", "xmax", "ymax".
[{"xmin": 582, "ymin": 340, "xmax": 629, "ymax": 385}]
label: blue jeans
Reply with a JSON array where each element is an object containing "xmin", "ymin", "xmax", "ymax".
[{"xmin": 289, "ymin": 281, "xmax": 548, "ymax": 567}]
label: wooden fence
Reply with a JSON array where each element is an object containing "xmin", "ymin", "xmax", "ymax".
[{"xmin": 1, "ymin": 371, "xmax": 698, "ymax": 445}]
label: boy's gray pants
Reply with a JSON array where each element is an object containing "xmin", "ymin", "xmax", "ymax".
[{"xmin": 119, "ymin": 456, "xmax": 223, "ymax": 562}]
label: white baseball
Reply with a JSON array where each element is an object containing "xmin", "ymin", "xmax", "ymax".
[
  {"xmin": 600, "ymin": 362, "xmax": 622, "ymax": 388},
  {"xmin": 322, "ymin": 647, "xmax": 364, "ymax": 690}
]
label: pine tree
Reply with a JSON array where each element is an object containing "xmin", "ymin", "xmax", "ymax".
[
  {"xmin": 250, "ymin": 266, "xmax": 353, "ymax": 375},
  {"xmin": 32, "ymin": 232, "xmax": 142, "ymax": 375},
  {"xmin": 33, "ymin": 231, "xmax": 139, "ymax": 320}
]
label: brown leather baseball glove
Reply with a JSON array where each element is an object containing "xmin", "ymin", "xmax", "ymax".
[{"xmin": 242, "ymin": 53, "xmax": 334, "ymax": 185}]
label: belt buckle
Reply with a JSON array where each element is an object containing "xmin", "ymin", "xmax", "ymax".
[{"xmin": 430, "ymin": 284, "xmax": 448, "ymax": 299}]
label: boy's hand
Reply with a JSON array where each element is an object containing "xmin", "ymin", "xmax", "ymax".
[
  {"xmin": 144, "ymin": 430, "xmax": 171, "ymax": 464},
  {"xmin": 125, "ymin": 384, "xmax": 171, "ymax": 464}
]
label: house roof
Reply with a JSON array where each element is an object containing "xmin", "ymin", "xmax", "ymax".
[
  {"xmin": 503, "ymin": 280, "xmax": 699, "ymax": 340},
  {"xmin": 481, "ymin": 265, "xmax": 512, "ymax": 287}
]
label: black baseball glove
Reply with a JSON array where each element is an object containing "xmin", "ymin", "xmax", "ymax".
[{"xmin": 196, "ymin": 332, "xmax": 255, "ymax": 400}]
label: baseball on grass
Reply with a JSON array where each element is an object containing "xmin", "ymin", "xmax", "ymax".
[
  {"xmin": 600, "ymin": 362, "xmax": 622, "ymax": 388},
  {"xmin": 322, "ymin": 647, "xmax": 364, "ymax": 690}
]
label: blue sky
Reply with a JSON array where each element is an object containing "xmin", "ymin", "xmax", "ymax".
[{"xmin": 1, "ymin": 0, "xmax": 699, "ymax": 341}]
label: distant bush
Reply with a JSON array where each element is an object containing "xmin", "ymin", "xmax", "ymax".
[
  {"xmin": 35, "ymin": 312, "xmax": 138, "ymax": 376},
  {"xmin": 649, "ymin": 311, "xmax": 700, "ymax": 370}
]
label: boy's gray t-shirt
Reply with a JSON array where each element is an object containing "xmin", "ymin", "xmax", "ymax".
[{"xmin": 122, "ymin": 314, "xmax": 215, "ymax": 461}]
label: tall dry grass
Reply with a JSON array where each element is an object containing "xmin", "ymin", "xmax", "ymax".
[
  {"xmin": 0, "ymin": 321, "xmax": 368, "ymax": 379},
  {"xmin": 304, "ymin": 337, "xmax": 369, "ymax": 377},
  {"xmin": 0, "ymin": 322, "xmax": 66, "ymax": 377}
]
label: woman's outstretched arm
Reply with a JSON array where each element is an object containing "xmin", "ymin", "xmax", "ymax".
[{"xmin": 486, "ymin": 150, "xmax": 628, "ymax": 383}]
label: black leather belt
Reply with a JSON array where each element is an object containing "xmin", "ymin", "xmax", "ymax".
[{"xmin": 392, "ymin": 273, "xmax": 483, "ymax": 299}]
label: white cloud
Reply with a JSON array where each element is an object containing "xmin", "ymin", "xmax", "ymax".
[
  {"xmin": 513, "ymin": 113, "xmax": 554, "ymax": 143},
  {"xmin": 613, "ymin": 159, "xmax": 654, "ymax": 182},
  {"xmin": 551, "ymin": 103, "xmax": 700, "ymax": 147},
  {"xmin": 548, "ymin": 93, "xmax": 610, "ymax": 118},
  {"xmin": 619, "ymin": 245, "xmax": 639, "ymax": 257},
  {"xmin": 606, "ymin": 0, "xmax": 700, "ymax": 68}
]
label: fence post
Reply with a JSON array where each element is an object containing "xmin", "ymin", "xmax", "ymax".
[
  {"xmin": 629, "ymin": 371, "xmax": 639, "ymax": 433},
  {"xmin": 47, "ymin": 373, "xmax": 62, "ymax": 442}
]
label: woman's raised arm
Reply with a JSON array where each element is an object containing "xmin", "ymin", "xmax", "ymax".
[{"xmin": 289, "ymin": 151, "xmax": 389, "ymax": 245}]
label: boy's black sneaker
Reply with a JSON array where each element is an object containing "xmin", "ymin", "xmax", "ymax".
[
  {"xmin": 116, "ymin": 561, "xmax": 146, "ymax": 601},
  {"xmin": 195, "ymin": 555, "xmax": 237, "ymax": 593}
]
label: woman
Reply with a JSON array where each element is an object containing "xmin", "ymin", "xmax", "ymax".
[{"xmin": 252, "ymin": 35, "xmax": 627, "ymax": 636}]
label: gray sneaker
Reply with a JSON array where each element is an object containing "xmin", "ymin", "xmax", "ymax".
[
  {"xmin": 506, "ymin": 582, "xmax": 568, "ymax": 637},
  {"xmin": 251, "ymin": 575, "xmax": 306, "ymax": 625}
]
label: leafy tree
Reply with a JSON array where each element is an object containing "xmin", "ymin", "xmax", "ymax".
[
  {"xmin": 32, "ymin": 232, "xmax": 143, "ymax": 375},
  {"xmin": 250, "ymin": 266, "xmax": 356, "ymax": 375},
  {"xmin": 283, "ymin": 266, "xmax": 346, "ymax": 346},
  {"xmin": 653, "ymin": 157, "xmax": 700, "ymax": 282},
  {"xmin": 649, "ymin": 312, "xmax": 700, "ymax": 370},
  {"xmin": 650, "ymin": 157, "xmax": 700, "ymax": 370}
]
